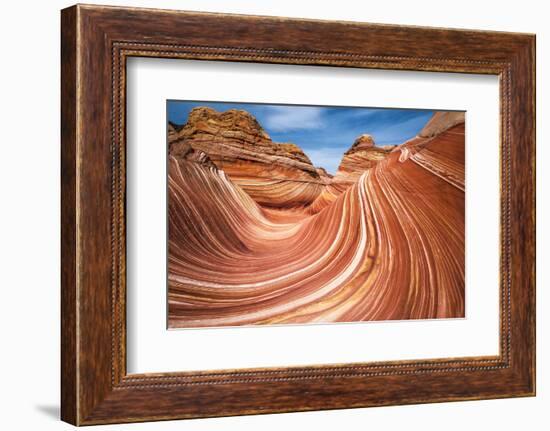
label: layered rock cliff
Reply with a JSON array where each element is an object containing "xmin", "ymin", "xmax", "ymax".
[{"xmin": 169, "ymin": 107, "xmax": 325, "ymax": 208}]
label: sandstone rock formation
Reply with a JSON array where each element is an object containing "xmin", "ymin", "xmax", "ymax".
[
  {"xmin": 315, "ymin": 167, "xmax": 333, "ymax": 185},
  {"xmin": 169, "ymin": 107, "xmax": 325, "ymax": 208},
  {"xmin": 418, "ymin": 111, "xmax": 465, "ymax": 138},
  {"xmin": 167, "ymin": 109, "xmax": 466, "ymax": 328},
  {"xmin": 399, "ymin": 111, "xmax": 465, "ymax": 191},
  {"xmin": 330, "ymin": 134, "xmax": 396, "ymax": 192},
  {"xmin": 169, "ymin": 141, "xmax": 217, "ymax": 170}
]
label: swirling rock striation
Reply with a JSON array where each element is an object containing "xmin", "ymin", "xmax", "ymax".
[
  {"xmin": 399, "ymin": 111, "xmax": 465, "ymax": 191},
  {"xmin": 168, "ymin": 109, "xmax": 465, "ymax": 328}
]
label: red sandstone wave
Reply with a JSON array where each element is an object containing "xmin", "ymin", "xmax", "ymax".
[{"xmin": 167, "ymin": 110, "xmax": 465, "ymax": 328}]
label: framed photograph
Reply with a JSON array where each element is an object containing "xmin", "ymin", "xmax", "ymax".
[{"xmin": 61, "ymin": 4, "xmax": 536, "ymax": 425}]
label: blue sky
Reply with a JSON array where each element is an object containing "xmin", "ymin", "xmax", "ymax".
[{"xmin": 168, "ymin": 101, "xmax": 435, "ymax": 174}]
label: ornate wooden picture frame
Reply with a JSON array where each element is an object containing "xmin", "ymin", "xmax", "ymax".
[{"xmin": 61, "ymin": 4, "xmax": 535, "ymax": 425}]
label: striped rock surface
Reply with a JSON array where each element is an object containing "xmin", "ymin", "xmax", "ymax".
[{"xmin": 167, "ymin": 111, "xmax": 465, "ymax": 328}]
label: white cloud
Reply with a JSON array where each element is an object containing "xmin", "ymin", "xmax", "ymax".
[{"xmin": 263, "ymin": 106, "xmax": 325, "ymax": 131}]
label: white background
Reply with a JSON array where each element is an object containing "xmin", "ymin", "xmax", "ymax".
[
  {"xmin": 0, "ymin": 0, "xmax": 547, "ymax": 430},
  {"xmin": 127, "ymin": 59, "xmax": 500, "ymax": 373}
]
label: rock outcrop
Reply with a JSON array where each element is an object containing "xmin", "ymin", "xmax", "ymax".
[
  {"xmin": 418, "ymin": 111, "xmax": 465, "ymax": 138},
  {"xmin": 330, "ymin": 134, "xmax": 395, "ymax": 192},
  {"xmin": 169, "ymin": 107, "xmax": 325, "ymax": 208},
  {"xmin": 169, "ymin": 141, "xmax": 217, "ymax": 170},
  {"xmin": 347, "ymin": 134, "xmax": 376, "ymax": 152},
  {"xmin": 398, "ymin": 111, "xmax": 466, "ymax": 190},
  {"xmin": 315, "ymin": 167, "xmax": 333, "ymax": 185}
]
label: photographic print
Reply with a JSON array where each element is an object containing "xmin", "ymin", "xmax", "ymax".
[{"xmin": 167, "ymin": 101, "xmax": 465, "ymax": 329}]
